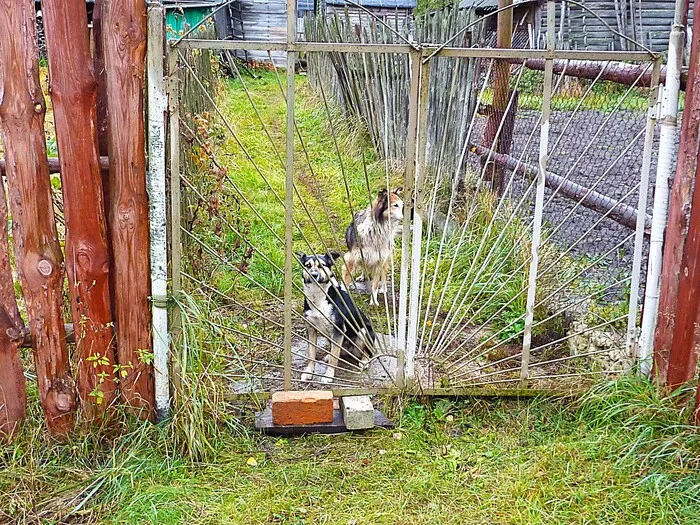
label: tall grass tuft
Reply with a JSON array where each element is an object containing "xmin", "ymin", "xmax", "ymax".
[
  {"xmin": 168, "ymin": 292, "xmax": 250, "ymax": 462},
  {"xmin": 579, "ymin": 375, "xmax": 700, "ymax": 499}
]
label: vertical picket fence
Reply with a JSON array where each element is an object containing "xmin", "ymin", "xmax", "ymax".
[{"xmin": 0, "ymin": 0, "xmax": 156, "ymax": 437}]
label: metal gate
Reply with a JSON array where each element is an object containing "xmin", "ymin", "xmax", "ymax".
[{"xmin": 162, "ymin": 0, "xmax": 660, "ymax": 397}]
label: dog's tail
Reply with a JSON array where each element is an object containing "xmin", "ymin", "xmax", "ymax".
[{"xmin": 345, "ymin": 221, "xmax": 357, "ymax": 251}]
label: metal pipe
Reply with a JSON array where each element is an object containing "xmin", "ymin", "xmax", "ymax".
[
  {"xmin": 638, "ymin": 5, "xmax": 686, "ymax": 377},
  {"xmin": 627, "ymin": 59, "xmax": 660, "ymax": 368}
]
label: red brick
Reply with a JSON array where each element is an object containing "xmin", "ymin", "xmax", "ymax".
[{"xmin": 271, "ymin": 390, "xmax": 334, "ymax": 426}]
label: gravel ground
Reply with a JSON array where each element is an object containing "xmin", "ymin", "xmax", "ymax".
[{"xmin": 470, "ymin": 108, "xmax": 676, "ymax": 303}]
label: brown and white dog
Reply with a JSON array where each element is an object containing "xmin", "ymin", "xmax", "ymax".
[{"xmin": 342, "ymin": 187, "xmax": 403, "ymax": 306}]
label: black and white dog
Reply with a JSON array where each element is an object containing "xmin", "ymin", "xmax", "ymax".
[{"xmin": 298, "ymin": 251, "xmax": 377, "ymax": 383}]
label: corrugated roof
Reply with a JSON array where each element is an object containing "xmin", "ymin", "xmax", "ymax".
[{"xmin": 326, "ymin": 0, "xmax": 417, "ymax": 9}]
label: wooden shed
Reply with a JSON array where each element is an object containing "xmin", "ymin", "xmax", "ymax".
[{"xmin": 459, "ymin": 0, "xmax": 694, "ymax": 54}]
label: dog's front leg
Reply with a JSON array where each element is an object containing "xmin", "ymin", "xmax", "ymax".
[
  {"xmin": 370, "ymin": 272, "xmax": 381, "ymax": 306},
  {"xmin": 301, "ymin": 325, "xmax": 318, "ymax": 382},
  {"xmin": 321, "ymin": 333, "xmax": 342, "ymax": 383}
]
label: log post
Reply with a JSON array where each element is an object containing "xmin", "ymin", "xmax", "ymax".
[
  {"xmin": 0, "ymin": 0, "xmax": 76, "ymax": 435},
  {"xmin": 666, "ymin": 149, "xmax": 700, "ymax": 389},
  {"xmin": 42, "ymin": 0, "xmax": 117, "ymax": 420},
  {"xmin": 102, "ymin": 0, "xmax": 155, "ymax": 418},
  {"xmin": 0, "ymin": 178, "xmax": 27, "ymax": 437},
  {"xmin": 654, "ymin": 0, "xmax": 700, "ymax": 383},
  {"xmin": 481, "ymin": 0, "xmax": 515, "ymax": 196}
]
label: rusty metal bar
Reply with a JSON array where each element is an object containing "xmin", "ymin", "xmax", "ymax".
[{"xmin": 175, "ymin": 39, "xmax": 655, "ymax": 61}]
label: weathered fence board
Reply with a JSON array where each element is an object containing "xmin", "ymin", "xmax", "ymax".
[
  {"xmin": 0, "ymin": 179, "xmax": 26, "ymax": 437},
  {"xmin": 0, "ymin": 0, "xmax": 76, "ymax": 435},
  {"xmin": 102, "ymin": 0, "xmax": 154, "ymax": 418},
  {"xmin": 42, "ymin": 0, "xmax": 117, "ymax": 419}
]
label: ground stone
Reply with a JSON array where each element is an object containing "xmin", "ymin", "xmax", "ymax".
[{"xmin": 340, "ymin": 395, "xmax": 375, "ymax": 430}]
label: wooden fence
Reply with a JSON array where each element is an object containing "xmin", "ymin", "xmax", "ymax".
[
  {"xmin": 0, "ymin": 0, "xmax": 154, "ymax": 436},
  {"xmin": 305, "ymin": 6, "xmax": 483, "ymax": 178}
]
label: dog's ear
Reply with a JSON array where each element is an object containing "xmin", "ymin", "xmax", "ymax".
[
  {"xmin": 374, "ymin": 190, "xmax": 389, "ymax": 221},
  {"xmin": 327, "ymin": 251, "xmax": 342, "ymax": 264},
  {"xmin": 295, "ymin": 252, "xmax": 306, "ymax": 263},
  {"xmin": 392, "ymin": 186, "xmax": 404, "ymax": 195}
]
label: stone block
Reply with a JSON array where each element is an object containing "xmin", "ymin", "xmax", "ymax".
[{"xmin": 340, "ymin": 395, "xmax": 375, "ymax": 430}]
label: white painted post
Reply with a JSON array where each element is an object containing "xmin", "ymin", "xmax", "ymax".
[
  {"xmin": 521, "ymin": 0, "xmax": 555, "ymax": 383},
  {"xmin": 147, "ymin": 5, "xmax": 170, "ymax": 421},
  {"xmin": 283, "ymin": 0, "xmax": 297, "ymax": 390},
  {"xmin": 397, "ymin": 50, "xmax": 421, "ymax": 388},
  {"xmin": 405, "ymin": 59, "xmax": 430, "ymax": 387},
  {"xmin": 627, "ymin": 59, "xmax": 660, "ymax": 366}
]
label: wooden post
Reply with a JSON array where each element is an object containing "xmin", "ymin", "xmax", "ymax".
[
  {"xmin": 0, "ymin": 0, "xmax": 76, "ymax": 435},
  {"xmin": 654, "ymin": 0, "xmax": 700, "ymax": 382},
  {"xmin": 102, "ymin": 0, "xmax": 155, "ymax": 418},
  {"xmin": 666, "ymin": 136, "xmax": 700, "ymax": 389},
  {"xmin": 0, "ymin": 179, "xmax": 27, "ymax": 437},
  {"xmin": 41, "ymin": 0, "xmax": 117, "ymax": 421},
  {"xmin": 481, "ymin": 0, "xmax": 514, "ymax": 196}
]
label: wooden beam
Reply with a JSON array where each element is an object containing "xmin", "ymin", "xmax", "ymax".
[
  {"xmin": 0, "ymin": 156, "xmax": 109, "ymax": 174},
  {"xmin": 0, "ymin": 0, "xmax": 75, "ymax": 435},
  {"xmin": 42, "ymin": 0, "xmax": 117, "ymax": 420},
  {"xmin": 519, "ymin": 59, "xmax": 687, "ymax": 91},
  {"xmin": 102, "ymin": 0, "xmax": 154, "ymax": 419}
]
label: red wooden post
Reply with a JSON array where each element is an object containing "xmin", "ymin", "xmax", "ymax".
[
  {"xmin": 666, "ymin": 142, "xmax": 700, "ymax": 389},
  {"xmin": 694, "ymin": 381, "xmax": 700, "ymax": 425},
  {"xmin": 0, "ymin": 179, "xmax": 27, "ymax": 437},
  {"xmin": 102, "ymin": 0, "xmax": 155, "ymax": 418},
  {"xmin": 0, "ymin": 0, "xmax": 76, "ymax": 434},
  {"xmin": 481, "ymin": 0, "xmax": 514, "ymax": 196},
  {"xmin": 654, "ymin": 1, "xmax": 700, "ymax": 382},
  {"xmin": 41, "ymin": 0, "xmax": 117, "ymax": 419}
]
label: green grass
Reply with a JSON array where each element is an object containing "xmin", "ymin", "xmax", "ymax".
[
  {"xmin": 1, "ymin": 377, "xmax": 699, "ymax": 524},
  {"xmin": 185, "ymin": 70, "xmax": 402, "ymax": 303}
]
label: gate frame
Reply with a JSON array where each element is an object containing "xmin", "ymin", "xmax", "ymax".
[{"xmin": 155, "ymin": 1, "xmax": 661, "ymax": 405}]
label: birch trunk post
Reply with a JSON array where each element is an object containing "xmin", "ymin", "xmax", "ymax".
[
  {"xmin": 0, "ymin": 179, "xmax": 27, "ymax": 437},
  {"xmin": 102, "ymin": 0, "xmax": 155, "ymax": 418},
  {"xmin": 0, "ymin": 0, "xmax": 76, "ymax": 435},
  {"xmin": 42, "ymin": 0, "xmax": 117, "ymax": 420}
]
